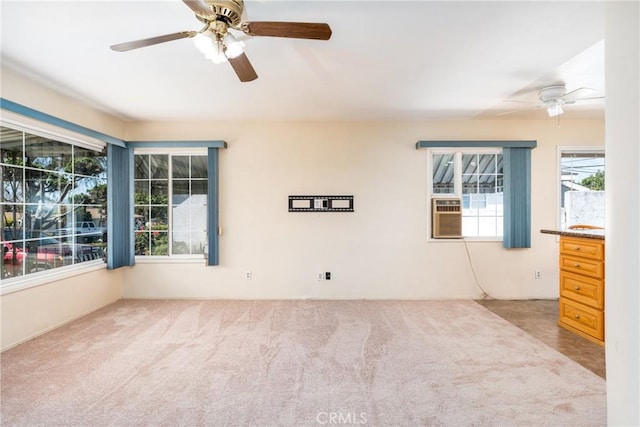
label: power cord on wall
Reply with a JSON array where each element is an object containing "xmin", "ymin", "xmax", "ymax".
[{"xmin": 462, "ymin": 238, "xmax": 495, "ymax": 300}]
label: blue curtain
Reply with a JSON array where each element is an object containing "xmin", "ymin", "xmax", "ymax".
[
  {"xmin": 503, "ymin": 147, "xmax": 532, "ymax": 248},
  {"xmin": 107, "ymin": 144, "xmax": 134, "ymax": 269},
  {"xmin": 207, "ymin": 148, "xmax": 220, "ymax": 265}
]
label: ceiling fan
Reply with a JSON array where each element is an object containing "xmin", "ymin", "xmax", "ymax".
[
  {"xmin": 500, "ymin": 84, "xmax": 604, "ymax": 117},
  {"xmin": 110, "ymin": 0, "xmax": 332, "ymax": 82}
]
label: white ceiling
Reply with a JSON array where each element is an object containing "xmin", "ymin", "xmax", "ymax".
[{"xmin": 0, "ymin": 1, "xmax": 606, "ymax": 122}]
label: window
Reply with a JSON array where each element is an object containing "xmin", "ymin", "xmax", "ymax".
[
  {"xmin": 559, "ymin": 148, "xmax": 605, "ymax": 229},
  {"xmin": 1, "ymin": 101, "xmax": 224, "ymax": 272},
  {"xmin": 431, "ymin": 149, "xmax": 503, "ymax": 238},
  {"xmin": 1, "ymin": 125, "xmax": 107, "ymax": 281},
  {"xmin": 134, "ymin": 153, "xmax": 208, "ymax": 257}
]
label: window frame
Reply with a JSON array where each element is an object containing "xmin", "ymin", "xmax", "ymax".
[
  {"xmin": 132, "ymin": 147, "xmax": 208, "ymax": 261},
  {"xmin": 1, "ymin": 121, "xmax": 108, "ymax": 295},
  {"xmin": 418, "ymin": 139, "xmax": 536, "ymax": 248},
  {"xmin": 428, "ymin": 147, "xmax": 504, "ymax": 241},
  {"xmin": 557, "ymin": 145, "xmax": 605, "ymax": 231}
]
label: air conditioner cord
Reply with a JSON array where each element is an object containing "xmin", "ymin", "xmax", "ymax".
[{"xmin": 462, "ymin": 237, "xmax": 495, "ymax": 300}]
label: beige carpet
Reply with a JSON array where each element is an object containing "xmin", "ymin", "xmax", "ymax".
[{"xmin": 1, "ymin": 299, "xmax": 606, "ymax": 426}]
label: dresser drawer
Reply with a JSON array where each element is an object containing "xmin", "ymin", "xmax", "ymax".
[
  {"xmin": 559, "ymin": 237, "xmax": 604, "ymax": 260},
  {"xmin": 559, "ymin": 298, "xmax": 604, "ymax": 341},
  {"xmin": 560, "ymin": 255, "xmax": 604, "ymax": 279},
  {"xmin": 560, "ymin": 271, "xmax": 604, "ymax": 309}
]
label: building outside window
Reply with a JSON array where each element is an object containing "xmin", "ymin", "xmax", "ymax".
[
  {"xmin": 559, "ymin": 148, "xmax": 605, "ymax": 229},
  {"xmin": 431, "ymin": 149, "xmax": 503, "ymax": 238},
  {"xmin": 134, "ymin": 153, "xmax": 207, "ymax": 257},
  {"xmin": 1, "ymin": 125, "xmax": 107, "ymax": 281}
]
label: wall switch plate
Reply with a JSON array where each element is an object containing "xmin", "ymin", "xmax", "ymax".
[{"xmin": 317, "ymin": 272, "xmax": 324, "ymax": 281}]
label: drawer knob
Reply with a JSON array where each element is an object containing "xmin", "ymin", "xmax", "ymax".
[
  {"xmin": 574, "ymin": 314, "xmax": 580, "ymax": 319},
  {"xmin": 574, "ymin": 246, "xmax": 581, "ymax": 251},
  {"xmin": 574, "ymin": 263, "xmax": 580, "ymax": 268},
  {"xmin": 574, "ymin": 286, "xmax": 581, "ymax": 291}
]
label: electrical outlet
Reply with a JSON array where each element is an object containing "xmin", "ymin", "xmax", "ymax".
[
  {"xmin": 317, "ymin": 272, "xmax": 324, "ymax": 281},
  {"xmin": 534, "ymin": 270, "xmax": 542, "ymax": 279},
  {"xmin": 245, "ymin": 271, "xmax": 252, "ymax": 280},
  {"xmin": 325, "ymin": 272, "xmax": 331, "ymax": 280}
]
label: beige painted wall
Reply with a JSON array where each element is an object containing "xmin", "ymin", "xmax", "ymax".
[
  {"xmin": 122, "ymin": 119, "xmax": 604, "ymax": 299},
  {"xmin": 1, "ymin": 65, "xmax": 125, "ymax": 140},
  {"xmin": 0, "ymin": 268, "xmax": 123, "ymax": 350}
]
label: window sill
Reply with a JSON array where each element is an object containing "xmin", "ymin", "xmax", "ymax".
[
  {"xmin": 428, "ymin": 237, "xmax": 503, "ymax": 243},
  {"xmin": 0, "ymin": 260, "xmax": 106, "ymax": 296},
  {"xmin": 134, "ymin": 256, "xmax": 206, "ymax": 264}
]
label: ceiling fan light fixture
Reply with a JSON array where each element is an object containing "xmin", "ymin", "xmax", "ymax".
[
  {"xmin": 547, "ymin": 103, "xmax": 564, "ymax": 117},
  {"xmin": 209, "ymin": 41, "xmax": 228, "ymax": 64},
  {"xmin": 223, "ymin": 32, "xmax": 244, "ymax": 59},
  {"xmin": 192, "ymin": 32, "xmax": 228, "ymax": 64}
]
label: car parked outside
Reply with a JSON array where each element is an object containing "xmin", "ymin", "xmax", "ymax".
[
  {"xmin": 2, "ymin": 228, "xmax": 104, "ymax": 276},
  {"xmin": 2, "ymin": 242, "xmax": 28, "ymax": 278},
  {"xmin": 60, "ymin": 221, "xmax": 106, "ymax": 243}
]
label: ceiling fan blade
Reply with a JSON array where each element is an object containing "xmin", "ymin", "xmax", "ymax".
[
  {"xmin": 228, "ymin": 52, "xmax": 258, "ymax": 82},
  {"xmin": 111, "ymin": 31, "xmax": 196, "ymax": 52},
  {"xmin": 571, "ymin": 96, "xmax": 605, "ymax": 102},
  {"xmin": 242, "ymin": 22, "xmax": 332, "ymax": 40},
  {"xmin": 182, "ymin": 0, "xmax": 214, "ymax": 19},
  {"xmin": 561, "ymin": 87, "xmax": 596, "ymax": 100}
]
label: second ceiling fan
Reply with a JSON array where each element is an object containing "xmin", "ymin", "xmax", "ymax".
[
  {"xmin": 501, "ymin": 84, "xmax": 604, "ymax": 117},
  {"xmin": 110, "ymin": 0, "xmax": 332, "ymax": 82}
]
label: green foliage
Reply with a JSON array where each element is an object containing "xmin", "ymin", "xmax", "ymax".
[
  {"xmin": 134, "ymin": 228, "xmax": 169, "ymax": 256},
  {"xmin": 76, "ymin": 208, "xmax": 93, "ymax": 221},
  {"xmin": 2, "ymin": 144, "xmax": 107, "ymax": 235},
  {"xmin": 87, "ymin": 183, "xmax": 107, "ymax": 205},
  {"xmin": 69, "ymin": 157, "xmax": 104, "ymax": 176},
  {"xmin": 581, "ymin": 170, "xmax": 605, "ymax": 191},
  {"xmin": 151, "ymin": 234, "xmax": 169, "ymax": 256},
  {"xmin": 134, "ymin": 192, "xmax": 168, "ymax": 205},
  {"xmin": 134, "ymin": 232, "xmax": 149, "ymax": 256},
  {"xmin": 3, "ymin": 215, "xmax": 15, "ymax": 227}
]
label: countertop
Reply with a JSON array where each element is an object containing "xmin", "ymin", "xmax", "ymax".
[{"xmin": 540, "ymin": 228, "xmax": 605, "ymax": 240}]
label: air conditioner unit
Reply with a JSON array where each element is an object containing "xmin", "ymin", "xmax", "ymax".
[{"xmin": 432, "ymin": 198, "xmax": 462, "ymax": 239}]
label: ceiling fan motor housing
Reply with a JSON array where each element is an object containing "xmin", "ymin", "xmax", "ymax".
[
  {"xmin": 205, "ymin": 0, "xmax": 244, "ymax": 26},
  {"xmin": 538, "ymin": 85, "xmax": 566, "ymax": 103}
]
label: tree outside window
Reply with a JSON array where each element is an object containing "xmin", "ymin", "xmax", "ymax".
[{"xmin": 1, "ymin": 126, "xmax": 107, "ymax": 280}]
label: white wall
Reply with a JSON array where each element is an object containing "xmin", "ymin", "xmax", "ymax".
[
  {"xmin": 605, "ymin": 2, "xmax": 640, "ymax": 425},
  {"xmin": 0, "ymin": 268, "xmax": 122, "ymax": 350},
  {"xmin": 122, "ymin": 119, "xmax": 604, "ymax": 300}
]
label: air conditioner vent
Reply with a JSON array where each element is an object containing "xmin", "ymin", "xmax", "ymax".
[{"xmin": 432, "ymin": 198, "xmax": 462, "ymax": 239}]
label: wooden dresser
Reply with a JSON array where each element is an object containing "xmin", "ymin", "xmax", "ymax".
[{"xmin": 541, "ymin": 229, "xmax": 605, "ymax": 346}]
